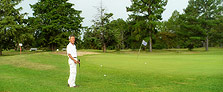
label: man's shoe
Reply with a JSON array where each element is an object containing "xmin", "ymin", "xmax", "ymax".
[
  {"xmin": 72, "ymin": 85, "xmax": 79, "ymax": 88},
  {"xmin": 68, "ymin": 84, "xmax": 79, "ymax": 88}
]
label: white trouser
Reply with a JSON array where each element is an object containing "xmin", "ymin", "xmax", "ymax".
[{"xmin": 68, "ymin": 58, "xmax": 77, "ymax": 87}]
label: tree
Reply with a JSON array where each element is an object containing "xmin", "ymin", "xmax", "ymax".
[
  {"xmin": 83, "ymin": 18, "xmax": 128, "ymax": 51},
  {"xmin": 212, "ymin": 2, "xmax": 223, "ymax": 47},
  {"xmin": 30, "ymin": 0, "xmax": 83, "ymax": 51},
  {"xmin": 91, "ymin": 1, "xmax": 113, "ymax": 52},
  {"xmin": 165, "ymin": 10, "xmax": 183, "ymax": 48},
  {"xmin": 107, "ymin": 19, "xmax": 127, "ymax": 51},
  {"xmin": 82, "ymin": 28, "xmax": 102, "ymax": 49},
  {"xmin": 210, "ymin": 15, "xmax": 223, "ymax": 47},
  {"xmin": 156, "ymin": 21, "xmax": 177, "ymax": 49},
  {"xmin": 14, "ymin": 18, "xmax": 35, "ymax": 51},
  {"xmin": 91, "ymin": 12, "xmax": 113, "ymax": 52},
  {"xmin": 0, "ymin": 0, "xmax": 26, "ymax": 55},
  {"xmin": 182, "ymin": 0, "xmax": 223, "ymax": 51},
  {"xmin": 127, "ymin": 0, "xmax": 167, "ymax": 52}
]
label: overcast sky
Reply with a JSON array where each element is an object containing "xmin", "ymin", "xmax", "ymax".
[{"xmin": 18, "ymin": 0, "xmax": 189, "ymax": 27}]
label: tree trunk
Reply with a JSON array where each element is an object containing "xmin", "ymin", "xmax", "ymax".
[
  {"xmin": 121, "ymin": 31, "xmax": 124, "ymax": 49},
  {"xmin": 205, "ymin": 36, "xmax": 209, "ymax": 51},
  {"xmin": 51, "ymin": 44, "xmax": 53, "ymax": 51},
  {"xmin": 15, "ymin": 43, "xmax": 19, "ymax": 51},
  {"xmin": 100, "ymin": 1, "xmax": 106, "ymax": 53},
  {"xmin": 102, "ymin": 30, "xmax": 106, "ymax": 53},
  {"xmin": 51, "ymin": 44, "xmax": 56, "ymax": 51},
  {"xmin": 0, "ymin": 47, "xmax": 2, "ymax": 56},
  {"xmin": 149, "ymin": 31, "xmax": 152, "ymax": 52},
  {"xmin": 103, "ymin": 43, "xmax": 106, "ymax": 53}
]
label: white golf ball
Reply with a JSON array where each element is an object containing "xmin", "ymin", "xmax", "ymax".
[
  {"xmin": 100, "ymin": 65, "xmax": 103, "ymax": 67},
  {"xmin": 145, "ymin": 62, "xmax": 147, "ymax": 64},
  {"xmin": 104, "ymin": 74, "xmax": 106, "ymax": 77}
]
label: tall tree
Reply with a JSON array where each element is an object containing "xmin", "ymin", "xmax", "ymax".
[
  {"xmin": 30, "ymin": 0, "xmax": 83, "ymax": 51},
  {"xmin": 107, "ymin": 19, "xmax": 127, "ymax": 51},
  {"xmin": 165, "ymin": 10, "xmax": 181, "ymax": 47},
  {"xmin": 0, "ymin": 0, "xmax": 26, "ymax": 55},
  {"xmin": 212, "ymin": 2, "xmax": 223, "ymax": 47},
  {"xmin": 157, "ymin": 21, "xmax": 177, "ymax": 49},
  {"xmin": 82, "ymin": 28, "xmax": 102, "ymax": 49},
  {"xmin": 127, "ymin": 0, "xmax": 167, "ymax": 52},
  {"xmin": 83, "ymin": 18, "xmax": 128, "ymax": 51},
  {"xmin": 92, "ymin": 1, "xmax": 113, "ymax": 52},
  {"xmin": 182, "ymin": 0, "xmax": 223, "ymax": 51},
  {"xmin": 211, "ymin": 15, "xmax": 223, "ymax": 47}
]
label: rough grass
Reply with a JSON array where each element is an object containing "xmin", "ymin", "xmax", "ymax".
[{"xmin": 0, "ymin": 48, "xmax": 223, "ymax": 92}]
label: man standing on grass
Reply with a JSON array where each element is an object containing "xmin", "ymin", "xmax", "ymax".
[{"xmin": 67, "ymin": 35, "xmax": 80, "ymax": 88}]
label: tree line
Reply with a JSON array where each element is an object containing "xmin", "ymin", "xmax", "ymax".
[
  {"xmin": 82, "ymin": 0, "xmax": 223, "ymax": 52},
  {"xmin": 0, "ymin": 0, "xmax": 222, "ymax": 55}
]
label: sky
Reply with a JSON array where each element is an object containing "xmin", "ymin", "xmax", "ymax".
[{"xmin": 18, "ymin": 0, "xmax": 189, "ymax": 27}]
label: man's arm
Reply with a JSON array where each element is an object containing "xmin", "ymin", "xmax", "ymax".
[{"xmin": 68, "ymin": 54, "xmax": 79, "ymax": 64}]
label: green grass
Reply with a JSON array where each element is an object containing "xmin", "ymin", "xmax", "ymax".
[{"xmin": 0, "ymin": 48, "xmax": 223, "ymax": 92}]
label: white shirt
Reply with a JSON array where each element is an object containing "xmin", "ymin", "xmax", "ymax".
[{"xmin": 67, "ymin": 43, "xmax": 77, "ymax": 58}]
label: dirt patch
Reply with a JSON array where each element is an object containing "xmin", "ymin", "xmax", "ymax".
[
  {"xmin": 1, "ymin": 61, "xmax": 55, "ymax": 70},
  {"xmin": 53, "ymin": 51, "xmax": 100, "ymax": 56},
  {"xmin": 0, "ymin": 56, "xmax": 55, "ymax": 70},
  {"xmin": 78, "ymin": 52, "xmax": 100, "ymax": 56}
]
